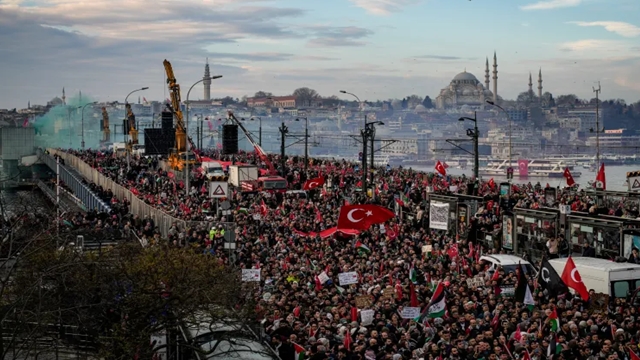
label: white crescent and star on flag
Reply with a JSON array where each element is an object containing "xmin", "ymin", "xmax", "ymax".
[
  {"xmin": 541, "ymin": 267, "xmax": 550, "ymax": 283},
  {"xmin": 570, "ymin": 268, "xmax": 582, "ymax": 283},
  {"xmin": 346, "ymin": 208, "xmax": 373, "ymax": 223}
]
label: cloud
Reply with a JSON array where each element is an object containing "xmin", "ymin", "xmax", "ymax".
[
  {"xmin": 348, "ymin": 0, "xmax": 420, "ymax": 15},
  {"xmin": 558, "ymin": 39, "xmax": 628, "ymax": 52},
  {"xmin": 412, "ymin": 55, "xmax": 476, "ymax": 61},
  {"xmin": 569, "ymin": 21, "xmax": 640, "ymax": 38},
  {"xmin": 207, "ymin": 52, "xmax": 294, "ymax": 62},
  {"xmin": 307, "ymin": 26, "xmax": 373, "ymax": 47},
  {"xmin": 521, "ymin": 0, "xmax": 581, "ymax": 10}
]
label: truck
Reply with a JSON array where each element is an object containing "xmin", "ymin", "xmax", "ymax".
[
  {"xmin": 201, "ymin": 161, "xmax": 226, "ymax": 180},
  {"xmin": 228, "ymin": 165, "xmax": 259, "ymax": 188},
  {"xmin": 548, "ymin": 257, "xmax": 640, "ymax": 298},
  {"xmin": 225, "ymin": 111, "xmax": 288, "ymax": 193}
]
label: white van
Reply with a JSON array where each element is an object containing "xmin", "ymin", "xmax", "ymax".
[
  {"xmin": 548, "ymin": 257, "xmax": 640, "ymax": 298},
  {"xmin": 201, "ymin": 161, "xmax": 225, "ymax": 180},
  {"xmin": 480, "ymin": 254, "xmax": 536, "ymax": 276}
]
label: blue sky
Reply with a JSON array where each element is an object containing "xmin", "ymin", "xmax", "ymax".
[{"xmin": 0, "ymin": 0, "xmax": 639, "ymax": 108}]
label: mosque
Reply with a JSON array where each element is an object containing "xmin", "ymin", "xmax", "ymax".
[{"xmin": 434, "ymin": 52, "xmax": 542, "ymax": 110}]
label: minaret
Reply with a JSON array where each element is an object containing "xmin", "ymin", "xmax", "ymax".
[
  {"xmin": 492, "ymin": 52, "xmax": 498, "ymax": 103},
  {"xmin": 79, "ymin": 90, "xmax": 82, "ymax": 103},
  {"xmin": 62, "ymin": 87, "xmax": 66, "ymax": 105},
  {"xmin": 203, "ymin": 58, "xmax": 211, "ymax": 101},
  {"xmin": 538, "ymin": 68, "xmax": 543, "ymax": 99},
  {"xmin": 528, "ymin": 72, "xmax": 533, "ymax": 93},
  {"xmin": 484, "ymin": 57, "xmax": 490, "ymax": 90},
  {"xmin": 28, "ymin": 101, "xmax": 30, "ymax": 109}
]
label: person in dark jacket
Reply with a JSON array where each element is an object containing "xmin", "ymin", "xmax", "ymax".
[
  {"xmin": 583, "ymin": 242, "xmax": 596, "ymax": 257},
  {"xmin": 628, "ymin": 248, "xmax": 640, "ymax": 264}
]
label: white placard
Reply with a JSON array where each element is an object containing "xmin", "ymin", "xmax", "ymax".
[
  {"xmin": 429, "ymin": 202, "xmax": 449, "ymax": 230},
  {"xmin": 360, "ymin": 309, "xmax": 375, "ymax": 326},
  {"xmin": 338, "ymin": 271, "xmax": 358, "ymax": 286},
  {"xmin": 241, "ymin": 269, "xmax": 261, "ymax": 282},
  {"xmin": 209, "ymin": 181, "xmax": 229, "ymax": 198},
  {"xmin": 559, "ymin": 205, "xmax": 571, "ymax": 214},
  {"xmin": 401, "ymin": 307, "xmax": 421, "ymax": 319},
  {"xmin": 318, "ymin": 271, "xmax": 330, "ymax": 284}
]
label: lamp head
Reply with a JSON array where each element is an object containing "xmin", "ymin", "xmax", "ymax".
[
  {"xmin": 486, "ymin": 100, "xmax": 494, "ymax": 105},
  {"xmin": 339, "ymin": 90, "xmax": 347, "ymax": 94},
  {"xmin": 141, "ymin": 87, "xmax": 149, "ymax": 91},
  {"xmin": 378, "ymin": 121, "xmax": 384, "ymax": 126},
  {"xmin": 458, "ymin": 117, "xmax": 465, "ymax": 122}
]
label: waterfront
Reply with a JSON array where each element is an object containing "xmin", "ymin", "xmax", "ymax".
[{"xmin": 414, "ymin": 164, "xmax": 640, "ymax": 192}]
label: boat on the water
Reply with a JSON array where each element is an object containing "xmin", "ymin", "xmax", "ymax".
[{"xmin": 481, "ymin": 159, "xmax": 581, "ymax": 178}]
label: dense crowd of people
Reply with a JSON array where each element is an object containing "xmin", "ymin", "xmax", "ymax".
[{"xmin": 53, "ymin": 148, "xmax": 640, "ymax": 360}]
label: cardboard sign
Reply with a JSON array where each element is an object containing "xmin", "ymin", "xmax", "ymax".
[
  {"xmin": 318, "ymin": 271, "xmax": 330, "ymax": 284},
  {"xmin": 589, "ymin": 293, "xmax": 609, "ymax": 314},
  {"xmin": 466, "ymin": 277, "xmax": 485, "ymax": 288},
  {"xmin": 360, "ymin": 309, "xmax": 375, "ymax": 326},
  {"xmin": 355, "ymin": 295, "xmax": 373, "ymax": 308}
]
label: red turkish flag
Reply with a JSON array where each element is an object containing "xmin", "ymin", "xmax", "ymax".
[
  {"xmin": 337, "ymin": 204, "xmax": 395, "ymax": 231},
  {"xmin": 595, "ymin": 163, "xmax": 606, "ymax": 190},
  {"xmin": 561, "ymin": 257, "xmax": 590, "ymax": 301},
  {"xmin": 435, "ymin": 161, "xmax": 447, "ymax": 176},
  {"xmin": 303, "ymin": 176, "xmax": 325, "ymax": 190},
  {"xmin": 563, "ymin": 167, "xmax": 575, "ymax": 187},
  {"xmin": 260, "ymin": 199, "xmax": 268, "ymax": 216}
]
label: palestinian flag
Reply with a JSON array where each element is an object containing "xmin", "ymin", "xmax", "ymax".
[
  {"xmin": 355, "ymin": 240, "xmax": 371, "ymax": 255},
  {"xmin": 396, "ymin": 192, "xmax": 409, "ymax": 207},
  {"xmin": 425, "ymin": 282, "xmax": 446, "ymax": 319},
  {"xmin": 549, "ymin": 308, "xmax": 560, "ymax": 332},
  {"xmin": 237, "ymin": 208, "xmax": 249, "ymax": 215},
  {"xmin": 293, "ymin": 342, "xmax": 305, "ymax": 360},
  {"xmin": 335, "ymin": 285, "xmax": 346, "ymax": 296},
  {"xmin": 409, "ymin": 266, "xmax": 418, "ymax": 284},
  {"xmin": 547, "ymin": 334, "xmax": 560, "ymax": 359}
]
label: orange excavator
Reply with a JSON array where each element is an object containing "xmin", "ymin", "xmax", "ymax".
[{"xmin": 163, "ymin": 59, "xmax": 201, "ymax": 170}]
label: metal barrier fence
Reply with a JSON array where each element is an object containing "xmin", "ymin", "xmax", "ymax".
[
  {"xmin": 38, "ymin": 149, "xmax": 112, "ymax": 213},
  {"xmin": 46, "ymin": 149, "xmax": 215, "ymax": 238}
]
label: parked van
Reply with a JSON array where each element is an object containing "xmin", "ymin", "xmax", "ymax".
[
  {"xmin": 480, "ymin": 254, "xmax": 536, "ymax": 276},
  {"xmin": 548, "ymin": 257, "xmax": 640, "ymax": 298},
  {"xmin": 201, "ymin": 161, "xmax": 225, "ymax": 180}
]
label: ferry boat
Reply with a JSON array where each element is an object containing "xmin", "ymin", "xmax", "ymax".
[{"xmin": 480, "ymin": 159, "xmax": 581, "ymax": 178}]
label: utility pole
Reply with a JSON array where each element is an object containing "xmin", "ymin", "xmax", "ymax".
[
  {"xmin": 361, "ymin": 126, "xmax": 368, "ymax": 189},
  {"xmin": 279, "ymin": 121, "xmax": 288, "ymax": 177},
  {"xmin": 304, "ymin": 119, "xmax": 308, "ymax": 174},
  {"xmin": 458, "ymin": 113, "xmax": 479, "ymax": 179},
  {"xmin": 369, "ymin": 116, "xmax": 375, "ymax": 182},
  {"xmin": 593, "ymin": 82, "xmax": 601, "ymax": 169}
]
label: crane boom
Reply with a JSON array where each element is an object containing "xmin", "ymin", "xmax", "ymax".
[
  {"xmin": 226, "ymin": 111, "xmax": 278, "ymax": 176},
  {"xmin": 163, "ymin": 59, "xmax": 186, "ymax": 154},
  {"xmin": 125, "ymin": 103, "xmax": 138, "ymax": 146}
]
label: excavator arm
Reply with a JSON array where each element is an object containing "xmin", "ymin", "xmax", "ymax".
[
  {"xmin": 227, "ymin": 111, "xmax": 278, "ymax": 176},
  {"xmin": 125, "ymin": 103, "xmax": 139, "ymax": 146},
  {"xmin": 163, "ymin": 59, "xmax": 186, "ymax": 154}
]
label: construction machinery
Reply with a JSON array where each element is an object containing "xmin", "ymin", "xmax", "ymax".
[
  {"xmin": 101, "ymin": 107, "xmax": 110, "ymax": 145},
  {"xmin": 163, "ymin": 59, "xmax": 201, "ymax": 170},
  {"xmin": 125, "ymin": 103, "xmax": 139, "ymax": 153},
  {"xmin": 226, "ymin": 111, "xmax": 288, "ymax": 193}
]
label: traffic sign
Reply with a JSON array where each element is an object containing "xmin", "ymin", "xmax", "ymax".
[{"xmin": 209, "ymin": 181, "xmax": 229, "ymax": 198}]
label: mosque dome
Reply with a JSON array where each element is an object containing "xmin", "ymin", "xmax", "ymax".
[
  {"xmin": 415, "ymin": 104, "xmax": 427, "ymax": 113},
  {"xmin": 452, "ymin": 71, "xmax": 479, "ymax": 82}
]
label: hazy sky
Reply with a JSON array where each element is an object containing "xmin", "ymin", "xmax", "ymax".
[{"xmin": 1, "ymin": 0, "xmax": 639, "ymax": 109}]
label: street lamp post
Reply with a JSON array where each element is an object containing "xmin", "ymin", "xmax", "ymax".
[
  {"xmin": 365, "ymin": 121, "xmax": 384, "ymax": 190},
  {"xmin": 458, "ymin": 113, "xmax": 480, "ymax": 180},
  {"xmin": 340, "ymin": 90, "xmax": 369, "ymax": 185},
  {"xmin": 68, "ymin": 106, "xmax": 81, "ymax": 148},
  {"xmin": 295, "ymin": 117, "xmax": 309, "ymax": 174},
  {"xmin": 486, "ymin": 100, "xmax": 513, "ymax": 181},
  {"xmin": 124, "ymin": 87, "xmax": 148, "ymax": 169},
  {"xmin": 186, "ymin": 75, "xmax": 222, "ymax": 192},
  {"xmin": 81, "ymin": 101, "xmax": 98, "ymax": 149}
]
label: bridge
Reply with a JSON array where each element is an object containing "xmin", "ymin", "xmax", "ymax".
[{"xmin": 37, "ymin": 149, "xmax": 112, "ymax": 213}]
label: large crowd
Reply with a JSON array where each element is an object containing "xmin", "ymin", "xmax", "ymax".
[{"xmin": 56, "ymin": 148, "xmax": 640, "ymax": 360}]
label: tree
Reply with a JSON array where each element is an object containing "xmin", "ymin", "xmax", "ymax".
[
  {"xmin": 7, "ymin": 241, "xmax": 257, "ymax": 359},
  {"xmin": 555, "ymin": 94, "xmax": 579, "ymax": 107},
  {"xmin": 293, "ymin": 87, "xmax": 319, "ymax": 107},
  {"xmin": 422, "ymin": 96, "xmax": 434, "ymax": 109},
  {"xmin": 253, "ymin": 91, "xmax": 272, "ymax": 98},
  {"xmin": 516, "ymin": 90, "xmax": 539, "ymax": 108},
  {"xmin": 541, "ymin": 92, "xmax": 555, "ymax": 108},
  {"xmin": 405, "ymin": 95, "xmax": 422, "ymax": 109}
]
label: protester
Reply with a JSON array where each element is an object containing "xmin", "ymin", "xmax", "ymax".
[{"xmin": 59, "ymin": 148, "xmax": 640, "ymax": 360}]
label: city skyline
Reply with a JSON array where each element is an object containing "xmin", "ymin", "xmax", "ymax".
[{"xmin": 0, "ymin": 0, "xmax": 639, "ymax": 109}]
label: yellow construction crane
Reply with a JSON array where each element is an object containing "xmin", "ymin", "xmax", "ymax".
[
  {"xmin": 163, "ymin": 59, "xmax": 200, "ymax": 170},
  {"xmin": 101, "ymin": 107, "xmax": 110, "ymax": 144},
  {"xmin": 125, "ymin": 103, "xmax": 139, "ymax": 152}
]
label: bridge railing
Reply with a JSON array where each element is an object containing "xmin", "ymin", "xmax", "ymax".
[
  {"xmin": 46, "ymin": 149, "xmax": 215, "ymax": 238},
  {"xmin": 38, "ymin": 149, "xmax": 112, "ymax": 213}
]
